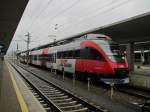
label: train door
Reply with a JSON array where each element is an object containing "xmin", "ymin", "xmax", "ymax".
[
  {"xmin": 84, "ymin": 47, "xmax": 106, "ymax": 74},
  {"xmin": 53, "ymin": 52, "xmax": 57, "ymax": 69},
  {"xmin": 75, "ymin": 49, "xmax": 85, "ymax": 72},
  {"xmin": 80, "ymin": 47, "xmax": 88, "ymax": 72}
]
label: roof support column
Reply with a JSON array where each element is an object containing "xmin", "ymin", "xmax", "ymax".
[
  {"xmin": 126, "ymin": 42, "xmax": 134, "ymax": 72},
  {"xmin": 148, "ymin": 49, "xmax": 150, "ymax": 64},
  {"xmin": 141, "ymin": 49, "xmax": 145, "ymax": 64}
]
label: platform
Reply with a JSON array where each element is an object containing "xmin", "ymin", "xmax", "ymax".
[
  {"xmin": 0, "ymin": 60, "xmax": 45, "ymax": 112},
  {"xmin": 129, "ymin": 65, "xmax": 150, "ymax": 89},
  {"xmin": 0, "ymin": 60, "xmax": 21, "ymax": 112}
]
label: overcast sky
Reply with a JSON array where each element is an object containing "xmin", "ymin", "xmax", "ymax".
[{"xmin": 7, "ymin": 0, "xmax": 150, "ymax": 53}]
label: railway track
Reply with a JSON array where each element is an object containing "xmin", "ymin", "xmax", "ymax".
[
  {"xmin": 10, "ymin": 62, "xmax": 107, "ymax": 112},
  {"xmin": 117, "ymin": 85, "xmax": 150, "ymax": 101}
]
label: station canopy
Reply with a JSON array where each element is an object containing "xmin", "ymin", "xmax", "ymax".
[{"xmin": 0, "ymin": 0, "xmax": 28, "ymax": 54}]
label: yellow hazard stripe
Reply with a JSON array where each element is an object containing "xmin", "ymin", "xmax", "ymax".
[{"xmin": 6, "ymin": 62, "xmax": 29, "ymax": 112}]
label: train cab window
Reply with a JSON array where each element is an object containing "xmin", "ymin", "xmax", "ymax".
[{"xmin": 88, "ymin": 47, "xmax": 105, "ymax": 61}]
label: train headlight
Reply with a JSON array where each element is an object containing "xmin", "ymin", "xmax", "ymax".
[{"xmin": 122, "ymin": 56, "xmax": 125, "ymax": 59}]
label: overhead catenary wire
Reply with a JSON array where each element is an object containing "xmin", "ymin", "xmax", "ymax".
[
  {"xmin": 30, "ymin": 0, "xmax": 81, "ymax": 34},
  {"xmin": 24, "ymin": 0, "xmax": 72, "ymax": 34},
  {"xmin": 25, "ymin": 0, "xmax": 54, "ymax": 33},
  {"xmin": 22, "ymin": 0, "xmax": 63, "ymax": 42},
  {"xmin": 56, "ymin": 0, "xmax": 131, "ymax": 32},
  {"xmin": 30, "ymin": 0, "xmax": 112, "ymax": 41},
  {"xmin": 21, "ymin": 0, "xmax": 128, "ymax": 38},
  {"xmin": 14, "ymin": 0, "xmax": 133, "ymax": 51},
  {"xmin": 15, "ymin": 0, "xmax": 48, "ymax": 36},
  {"xmin": 24, "ymin": 0, "xmax": 81, "ymax": 44},
  {"xmin": 32, "ymin": 0, "xmax": 131, "ymax": 40}
]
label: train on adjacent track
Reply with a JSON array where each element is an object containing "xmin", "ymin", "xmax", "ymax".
[{"xmin": 18, "ymin": 33, "xmax": 129, "ymax": 84}]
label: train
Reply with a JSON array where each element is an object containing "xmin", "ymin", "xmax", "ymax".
[
  {"xmin": 134, "ymin": 50, "xmax": 150, "ymax": 64},
  {"xmin": 18, "ymin": 33, "xmax": 129, "ymax": 84}
]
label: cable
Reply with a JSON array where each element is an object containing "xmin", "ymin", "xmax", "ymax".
[
  {"xmin": 52, "ymin": 0, "xmax": 116, "ymax": 29},
  {"xmin": 24, "ymin": 0, "xmax": 54, "ymax": 33},
  {"xmin": 15, "ymin": 0, "xmax": 132, "ymax": 50},
  {"xmin": 30, "ymin": 0, "xmax": 81, "ymax": 36},
  {"xmin": 58, "ymin": 0, "xmax": 131, "ymax": 32},
  {"xmin": 56, "ymin": 0, "xmax": 119, "ymax": 29},
  {"xmin": 21, "ymin": 0, "xmax": 112, "ymax": 42},
  {"xmin": 24, "ymin": 0, "xmax": 71, "ymax": 42},
  {"xmin": 32, "ymin": 0, "xmax": 131, "ymax": 39},
  {"xmin": 17, "ymin": 0, "xmax": 47, "ymax": 34}
]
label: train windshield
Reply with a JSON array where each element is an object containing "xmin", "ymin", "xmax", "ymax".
[{"xmin": 100, "ymin": 44, "xmax": 125, "ymax": 63}]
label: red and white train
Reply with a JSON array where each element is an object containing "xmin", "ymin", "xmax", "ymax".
[{"xmin": 19, "ymin": 34, "xmax": 129, "ymax": 84}]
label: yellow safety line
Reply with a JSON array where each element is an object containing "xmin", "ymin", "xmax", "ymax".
[{"xmin": 6, "ymin": 62, "xmax": 29, "ymax": 112}]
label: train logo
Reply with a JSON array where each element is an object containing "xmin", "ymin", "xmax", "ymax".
[
  {"xmin": 60, "ymin": 59, "xmax": 72, "ymax": 68},
  {"xmin": 60, "ymin": 59, "xmax": 67, "ymax": 65}
]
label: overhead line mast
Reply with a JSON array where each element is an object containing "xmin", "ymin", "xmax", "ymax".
[{"xmin": 25, "ymin": 32, "xmax": 31, "ymax": 66}]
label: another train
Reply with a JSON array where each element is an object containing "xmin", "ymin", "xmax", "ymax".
[
  {"xmin": 18, "ymin": 34, "xmax": 129, "ymax": 84},
  {"xmin": 134, "ymin": 50, "xmax": 150, "ymax": 64}
]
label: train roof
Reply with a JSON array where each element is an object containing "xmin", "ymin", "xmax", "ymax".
[{"xmin": 18, "ymin": 33, "xmax": 111, "ymax": 54}]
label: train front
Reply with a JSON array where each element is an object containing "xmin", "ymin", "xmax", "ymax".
[{"xmin": 94, "ymin": 37, "xmax": 129, "ymax": 84}]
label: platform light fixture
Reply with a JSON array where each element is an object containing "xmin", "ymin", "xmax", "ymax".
[{"xmin": 0, "ymin": 45, "xmax": 3, "ymax": 49}]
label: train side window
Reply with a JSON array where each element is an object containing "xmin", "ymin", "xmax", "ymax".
[
  {"xmin": 74, "ymin": 50, "xmax": 80, "ymax": 59},
  {"xmin": 52, "ymin": 53, "xmax": 54, "ymax": 62},
  {"xmin": 48, "ymin": 54, "xmax": 52, "ymax": 62},
  {"xmin": 54, "ymin": 53, "xmax": 56, "ymax": 63},
  {"xmin": 61, "ymin": 52, "xmax": 65, "ymax": 58},
  {"xmin": 67, "ymin": 50, "xmax": 73, "ymax": 59},
  {"xmin": 44, "ymin": 55, "xmax": 48, "ymax": 61},
  {"xmin": 50, "ymin": 54, "xmax": 52, "ymax": 62},
  {"xmin": 72, "ymin": 50, "xmax": 75, "ymax": 58},
  {"xmin": 32, "ymin": 55, "xmax": 34, "ymax": 60},
  {"xmin": 63, "ymin": 51, "xmax": 67, "ymax": 58},
  {"xmin": 35, "ymin": 55, "xmax": 37, "ymax": 60},
  {"xmin": 57, "ymin": 52, "xmax": 61, "ymax": 58},
  {"xmin": 33, "ymin": 55, "xmax": 35, "ymax": 60},
  {"xmin": 39, "ymin": 55, "xmax": 42, "ymax": 60},
  {"xmin": 41, "ymin": 55, "xmax": 43, "ymax": 60}
]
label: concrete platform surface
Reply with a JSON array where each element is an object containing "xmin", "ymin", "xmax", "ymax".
[
  {"xmin": 7, "ymin": 62, "xmax": 46, "ymax": 112},
  {"xmin": 0, "ymin": 60, "xmax": 46, "ymax": 112},
  {"xmin": 0, "ymin": 60, "xmax": 21, "ymax": 112},
  {"xmin": 128, "ymin": 65, "xmax": 150, "ymax": 89}
]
